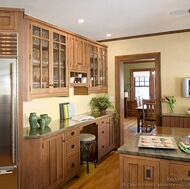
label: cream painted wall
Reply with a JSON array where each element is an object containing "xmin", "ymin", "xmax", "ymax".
[
  {"xmin": 102, "ymin": 32, "xmax": 190, "ymax": 114},
  {"xmin": 23, "ymin": 32, "xmax": 190, "ymax": 127},
  {"xmin": 23, "ymin": 88, "xmax": 108, "ymax": 127}
]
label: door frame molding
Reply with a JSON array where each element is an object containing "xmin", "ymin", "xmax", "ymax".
[{"xmin": 115, "ymin": 52, "xmax": 161, "ymax": 146}]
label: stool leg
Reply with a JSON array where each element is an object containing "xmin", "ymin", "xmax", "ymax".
[
  {"xmin": 80, "ymin": 143, "xmax": 83, "ymax": 165},
  {"xmin": 86, "ymin": 150, "xmax": 90, "ymax": 174},
  {"xmin": 94, "ymin": 141, "xmax": 98, "ymax": 168}
]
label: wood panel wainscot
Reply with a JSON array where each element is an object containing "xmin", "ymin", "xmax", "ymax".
[{"xmin": 162, "ymin": 113, "xmax": 190, "ymax": 128}]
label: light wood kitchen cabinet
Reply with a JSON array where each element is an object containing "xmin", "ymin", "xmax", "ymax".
[
  {"xmin": 0, "ymin": 11, "xmax": 16, "ymax": 31},
  {"xmin": 29, "ymin": 21, "xmax": 69, "ymax": 99},
  {"xmin": 73, "ymin": 44, "xmax": 108, "ymax": 95},
  {"xmin": 68, "ymin": 34, "xmax": 88, "ymax": 72},
  {"xmin": 97, "ymin": 115, "xmax": 116, "ymax": 161},
  {"xmin": 120, "ymin": 155, "xmax": 160, "ymax": 189},
  {"xmin": 88, "ymin": 44, "xmax": 108, "ymax": 94},
  {"xmin": 42, "ymin": 133, "xmax": 65, "ymax": 189},
  {"xmin": 64, "ymin": 127, "xmax": 80, "ymax": 181}
]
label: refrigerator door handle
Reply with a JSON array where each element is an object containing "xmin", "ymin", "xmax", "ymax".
[
  {"xmin": 11, "ymin": 61, "xmax": 18, "ymax": 164},
  {"xmin": 0, "ymin": 170, "xmax": 13, "ymax": 175},
  {"xmin": 0, "ymin": 165, "xmax": 17, "ymax": 175}
]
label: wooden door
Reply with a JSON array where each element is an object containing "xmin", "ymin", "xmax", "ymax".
[{"xmin": 42, "ymin": 133, "xmax": 65, "ymax": 189}]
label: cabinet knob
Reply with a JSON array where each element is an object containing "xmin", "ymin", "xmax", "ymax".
[
  {"xmin": 102, "ymin": 145, "xmax": 104, "ymax": 149},
  {"xmin": 102, "ymin": 131, "xmax": 104, "ymax": 134},
  {"xmin": 71, "ymin": 163, "xmax": 75, "ymax": 168},
  {"xmin": 71, "ymin": 131, "xmax": 75, "ymax": 136},
  {"xmin": 71, "ymin": 144, "xmax": 75, "ymax": 149}
]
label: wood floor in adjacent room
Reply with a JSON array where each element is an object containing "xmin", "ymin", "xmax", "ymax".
[{"xmin": 59, "ymin": 116, "xmax": 137, "ymax": 189}]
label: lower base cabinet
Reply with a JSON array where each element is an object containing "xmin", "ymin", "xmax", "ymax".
[
  {"xmin": 120, "ymin": 154, "xmax": 190, "ymax": 189},
  {"xmin": 22, "ymin": 113, "xmax": 116, "ymax": 189},
  {"xmin": 23, "ymin": 128, "xmax": 80, "ymax": 189},
  {"xmin": 42, "ymin": 133, "xmax": 65, "ymax": 189}
]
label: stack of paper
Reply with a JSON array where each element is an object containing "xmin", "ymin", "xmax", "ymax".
[{"xmin": 71, "ymin": 115, "xmax": 95, "ymax": 122}]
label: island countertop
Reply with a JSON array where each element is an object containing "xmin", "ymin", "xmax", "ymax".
[{"xmin": 118, "ymin": 132, "xmax": 190, "ymax": 162}]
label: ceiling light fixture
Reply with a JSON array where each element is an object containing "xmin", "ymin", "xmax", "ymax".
[
  {"xmin": 169, "ymin": 9, "xmax": 187, "ymax": 15},
  {"xmin": 76, "ymin": 19, "xmax": 84, "ymax": 23},
  {"xmin": 106, "ymin": 34, "xmax": 111, "ymax": 37}
]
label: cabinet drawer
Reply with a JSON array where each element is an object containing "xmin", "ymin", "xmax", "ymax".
[
  {"xmin": 169, "ymin": 163, "xmax": 190, "ymax": 182},
  {"xmin": 65, "ymin": 138, "xmax": 79, "ymax": 157},
  {"xmin": 98, "ymin": 125, "xmax": 107, "ymax": 139},
  {"xmin": 98, "ymin": 137, "xmax": 107, "ymax": 158},
  {"xmin": 98, "ymin": 119, "xmax": 109, "ymax": 127},
  {"xmin": 65, "ymin": 128, "xmax": 79, "ymax": 140},
  {"xmin": 65, "ymin": 153, "xmax": 80, "ymax": 180}
]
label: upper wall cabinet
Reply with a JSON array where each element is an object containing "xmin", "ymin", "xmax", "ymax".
[
  {"xmin": 0, "ymin": 11, "xmax": 16, "ymax": 31},
  {"xmin": 73, "ymin": 43, "xmax": 108, "ymax": 95},
  {"xmin": 29, "ymin": 21, "xmax": 69, "ymax": 99},
  {"xmin": 68, "ymin": 35, "xmax": 88, "ymax": 72},
  {"xmin": 88, "ymin": 44, "xmax": 108, "ymax": 94}
]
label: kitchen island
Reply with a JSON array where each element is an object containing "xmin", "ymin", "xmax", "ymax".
[{"xmin": 118, "ymin": 127, "xmax": 190, "ymax": 189}]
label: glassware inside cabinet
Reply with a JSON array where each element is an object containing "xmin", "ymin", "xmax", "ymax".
[
  {"xmin": 32, "ymin": 25, "xmax": 50, "ymax": 90},
  {"xmin": 99, "ymin": 48, "xmax": 107, "ymax": 86},
  {"xmin": 53, "ymin": 32, "xmax": 66, "ymax": 88}
]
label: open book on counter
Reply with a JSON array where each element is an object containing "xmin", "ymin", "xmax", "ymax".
[{"xmin": 71, "ymin": 115, "xmax": 95, "ymax": 122}]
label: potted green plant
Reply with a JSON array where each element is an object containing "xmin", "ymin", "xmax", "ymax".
[{"xmin": 89, "ymin": 96, "xmax": 112, "ymax": 114}]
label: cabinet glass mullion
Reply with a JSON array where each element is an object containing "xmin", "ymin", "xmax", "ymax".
[
  {"xmin": 53, "ymin": 32, "xmax": 66, "ymax": 88},
  {"xmin": 32, "ymin": 26, "xmax": 49, "ymax": 89}
]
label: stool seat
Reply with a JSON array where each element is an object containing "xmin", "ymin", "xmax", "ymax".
[
  {"xmin": 80, "ymin": 133, "xmax": 97, "ymax": 174},
  {"xmin": 80, "ymin": 133, "xmax": 96, "ymax": 142}
]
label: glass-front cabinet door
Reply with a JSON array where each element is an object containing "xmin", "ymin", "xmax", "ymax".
[
  {"xmin": 90, "ymin": 44, "xmax": 98, "ymax": 87},
  {"xmin": 30, "ymin": 21, "xmax": 68, "ymax": 98},
  {"xmin": 31, "ymin": 23, "xmax": 50, "ymax": 94},
  {"xmin": 99, "ymin": 47, "xmax": 107, "ymax": 87},
  {"xmin": 89, "ymin": 44, "xmax": 108, "ymax": 93},
  {"xmin": 52, "ymin": 30, "xmax": 67, "ymax": 92}
]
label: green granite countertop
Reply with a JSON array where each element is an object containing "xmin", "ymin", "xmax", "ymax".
[
  {"xmin": 118, "ymin": 133, "xmax": 190, "ymax": 162},
  {"xmin": 23, "ymin": 111, "xmax": 115, "ymax": 139}
]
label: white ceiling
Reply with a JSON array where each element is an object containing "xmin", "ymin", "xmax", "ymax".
[{"xmin": 1, "ymin": 0, "xmax": 190, "ymax": 41}]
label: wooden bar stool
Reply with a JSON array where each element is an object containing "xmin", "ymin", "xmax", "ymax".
[{"xmin": 80, "ymin": 133, "xmax": 97, "ymax": 174}]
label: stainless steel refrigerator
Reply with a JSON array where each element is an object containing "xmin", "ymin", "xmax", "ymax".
[{"xmin": 0, "ymin": 58, "xmax": 18, "ymax": 189}]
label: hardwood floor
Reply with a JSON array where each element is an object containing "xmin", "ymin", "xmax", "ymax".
[{"xmin": 59, "ymin": 116, "xmax": 137, "ymax": 189}]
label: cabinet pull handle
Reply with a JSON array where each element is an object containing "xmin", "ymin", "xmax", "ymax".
[
  {"xmin": 71, "ymin": 131, "xmax": 75, "ymax": 136},
  {"xmin": 78, "ymin": 63, "xmax": 82, "ymax": 65},
  {"xmin": 71, "ymin": 144, "xmax": 75, "ymax": 148},
  {"xmin": 71, "ymin": 163, "xmax": 75, "ymax": 168},
  {"xmin": 102, "ymin": 145, "xmax": 104, "ymax": 148},
  {"xmin": 62, "ymin": 140, "xmax": 65, "ymax": 142},
  {"xmin": 144, "ymin": 166, "xmax": 153, "ymax": 180},
  {"xmin": 102, "ymin": 131, "xmax": 104, "ymax": 134}
]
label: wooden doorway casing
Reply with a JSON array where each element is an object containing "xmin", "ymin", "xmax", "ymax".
[{"xmin": 115, "ymin": 52, "xmax": 161, "ymax": 146}]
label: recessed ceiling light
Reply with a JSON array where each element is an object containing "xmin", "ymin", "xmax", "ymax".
[
  {"xmin": 77, "ymin": 19, "xmax": 84, "ymax": 23},
  {"xmin": 169, "ymin": 9, "xmax": 187, "ymax": 15},
  {"xmin": 106, "ymin": 34, "xmax": 111, "ymax": 37}
]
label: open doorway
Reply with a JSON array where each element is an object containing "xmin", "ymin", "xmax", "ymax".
[{"xmin": 115, "ymin": 52, "xmax": 161, "ymax": 147}]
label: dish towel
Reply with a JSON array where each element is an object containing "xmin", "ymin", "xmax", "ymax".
[{"xmin": 178, "ymin": 141, "xmax": 190, "ymax": 154}]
